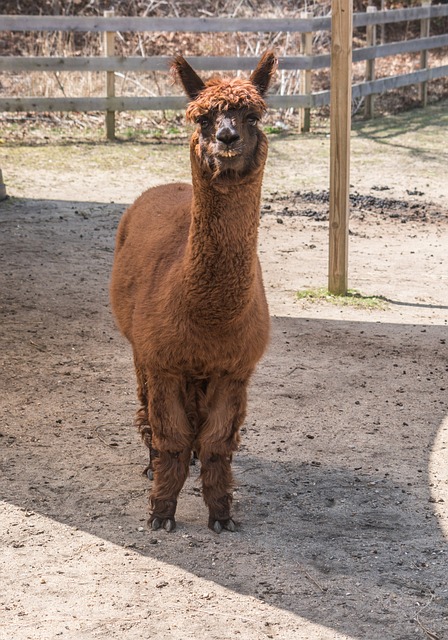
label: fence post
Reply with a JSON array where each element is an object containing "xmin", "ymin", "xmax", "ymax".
[
  {"xmin": 380, "ymin": 0, "xmax": 386, "ymax": 45},
  {"xmin": 0, "ymin": 169, "xmax": 6, "ymax": 201},
  {"xmin": 328, "ymin": 0, "xmax": 353, "ymax": 296},
  {"xmin": 300, "ymin": 11, "xmax": 312, "ymax": 133},
  {"xmin": 419, "ymin": 0, "xmax": 431, "ymax": 107},
  {"xmin": 103, "ymin": 9, "xmax": 116, "ymax": 140},
  {"xmin": 364, "ymin": 5, "xmax": 377, "ymax": 119}
]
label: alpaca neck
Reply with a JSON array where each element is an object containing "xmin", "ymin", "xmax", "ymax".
[{"xmin": 183, "ymin": 151, "xmax": 265, "ymax": 324}]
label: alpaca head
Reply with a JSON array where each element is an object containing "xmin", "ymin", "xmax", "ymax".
[{"xmin": 172, "ymin": 52, "xmax": 277, "ymax": 183}]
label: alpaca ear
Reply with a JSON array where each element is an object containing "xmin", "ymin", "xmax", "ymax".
[
  {"xmin": 249, "ymin": 51, "xmax": 277, "ymax": 97},
  {"xmin": 171, "ymin": 55, "xmax": 206, "ymax": 100}
]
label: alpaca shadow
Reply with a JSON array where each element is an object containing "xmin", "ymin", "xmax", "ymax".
[
  {"xmin": 1, "ymin": 196, "xmax": 447, "ymax": 639},
  {"xmin": 190, "ymin": 316, "xmax": 447, "ymax": 638}
]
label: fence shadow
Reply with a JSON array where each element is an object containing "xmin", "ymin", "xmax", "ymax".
[{"xmin": 352, "ymin": 99, "xmax": 448, "ymax": 162}]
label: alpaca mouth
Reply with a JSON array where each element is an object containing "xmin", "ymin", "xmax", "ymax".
[{"xmin": 217, "ymin": 149, "xmax": 240, "ymax": 159}]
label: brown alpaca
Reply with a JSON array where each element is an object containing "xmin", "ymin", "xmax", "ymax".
[{"xmin": 110, "ymin": 52, "xmax": 276, "ymax": 533}]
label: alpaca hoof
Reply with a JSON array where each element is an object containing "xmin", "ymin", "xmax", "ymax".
[
  {"xmin": 212, "ymin": 520, "xmax": 222, "ymax": 534},
  {"xmin": 163, "ymin": 518, "xmax": 176, "ymax": 532},
  {"xmin": 210, "ymin": 518, "xmax": 236, "ymax": 534},
  {"xmin": 143, "ymin": 465, "xmax": 153, "ymax": 481},
  {"xmin": 150, "ymin": 516, "xmax": 176, "ymax": 532},
  {"xmin": 224, "ymin": 518, "xmax": 236, "ymax": 532}
]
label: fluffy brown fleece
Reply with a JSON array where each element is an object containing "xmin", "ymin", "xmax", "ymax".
[
  {"xmin": 185, "ymin": 77, "xmax": 267, "ymax": 121},
  {"xmin": 110, "ymin": 52, "xmax": 277, "ymax": 534}
]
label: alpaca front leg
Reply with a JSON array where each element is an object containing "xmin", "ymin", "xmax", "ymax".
[
  {"xmin": 200, "ymin": 454, "xmax": 236, "ymax": 533},
  {"xmin": 149, "ymin": 448, "xmax": 192, "ymax": 532},
  {"xmin": 146, "ymin": 374, "xmax": 194, "ymax": 532},
  {"xmin": 197, "ymin": 377, "xmax": 248, "ymax": 533}
]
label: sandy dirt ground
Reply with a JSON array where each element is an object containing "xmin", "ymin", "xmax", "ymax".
[{"xmin": 1, "ymin": 111, "xmax": 448, "ymax": 640}]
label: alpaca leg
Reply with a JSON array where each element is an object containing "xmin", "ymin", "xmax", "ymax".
[
  {"xmin": 134, "ymin": 357, "xmax": 149, "ymax": 429},
  {"xmin": 197, "ymin": 377, "xmax": 248, "ymax": 533},
  {"xmin": 149, "ymin": 448, "xmax": 191, "ymax": 532},
  {"xmin": 200, "ymin": 454, "xmax": 236, "ymax": 533},
  {"xmin": 146, "ymin": 374, "xmax": 194, "ymax": 531},
  {"xmin": 133, "ymin": 358, "xmax": 157, "ymax": 479}
]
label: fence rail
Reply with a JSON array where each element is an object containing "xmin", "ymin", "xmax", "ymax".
[
  {"xmin": 0, "ymin": 5, "xmax": 447, "ymax": 134},
  {"xmin": 2, "ymin": 33, "xmax": 448, "ymax": 74},
  {"xmin": 1, "ymin": 5, "xmax": 448, "ymax": 32},
  {"xmin": 3, "ymin": 62, "xmax": 448, "ymax": 114}
]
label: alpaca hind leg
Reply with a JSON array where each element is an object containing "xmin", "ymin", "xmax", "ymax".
[
  {"xmin": 133, "ymin": 359, "xmax": 157, "ymax": 479},
  {"xmin": 134, "ymin": 359, "xmax": 149, "ymax": 429}
]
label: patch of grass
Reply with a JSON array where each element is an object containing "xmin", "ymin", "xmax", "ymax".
[
  {"xmin": 167, "ymin": 125, "xmax": 181, "ymax": 135},
  {"xmin": 296, "ymin": 287, "xmax": 388, "ymax": 309},
  {"xmin": 264, "ymin": 125, "xmax": 286, "ymax": 135}
]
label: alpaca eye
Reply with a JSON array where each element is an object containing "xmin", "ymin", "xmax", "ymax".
[
  {"xmin": 247, "ymin": 114, "xmax": 259, "ymax": 125},
  {"xmin": 197, "ymin": 116, "xmax": 209, "ymax": 128}
]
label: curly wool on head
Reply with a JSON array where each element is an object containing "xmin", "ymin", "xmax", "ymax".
[{"xmin": 185, "ymin": 77, "xmax": 267, "ymax": 122}]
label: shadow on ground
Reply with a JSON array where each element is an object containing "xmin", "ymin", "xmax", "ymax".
[{"xmin": 1, "ymin": 197, "xmax": 447, "ymax": 639}]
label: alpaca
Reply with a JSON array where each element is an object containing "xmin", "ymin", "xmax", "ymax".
[{"xmin": 110, "ymin": 52, "xmax": 276, "ymax": 533}]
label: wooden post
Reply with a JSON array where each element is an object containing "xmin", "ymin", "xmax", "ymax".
[
  {"xmin": 328, "ymin": 0, "xmax": 353, "ymax": 296},
  {"xmin": 419, "ymin": 0, "xmax": 431, "ymax": 107},
  {"xmin": 380, "ymin": 0, "xmax": 386, "ymax": 46},
  {"xmin": 300, "ymin": 11, "xmax": 313, "ymax": 133},
  {"xmin": 103, "ymin": 9, "xmax": 116, "ymax": 140},
  {"xmin": 0, "ymin": 169, "xmax": 6, "ymax": 201},
  {"xmin": 364, "ymin": 5, "xmax": 377, "ymax": 119}
]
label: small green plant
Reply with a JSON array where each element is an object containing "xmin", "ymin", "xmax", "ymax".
[
  {"xmin": 166, "ymin": 126, "xmax": 181, "ymax": 135},
  {"xmin": 122, "ymin": 127, "xmax": 167, "ymax": 140},
  {"xmin": 296, "ymin": 287, "xmax": 388, "ymax": 309},
  {"xmin": 264, "ymin": 125, "xmax": 285, "ymax": 135}
]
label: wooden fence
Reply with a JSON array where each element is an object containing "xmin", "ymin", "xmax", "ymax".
[{"xmin": 0, "ymin": 3, "xmax": 448, "ymax": 138}]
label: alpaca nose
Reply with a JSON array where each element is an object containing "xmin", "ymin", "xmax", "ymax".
[{"xmin": 216, "ymin": 125, "xmax": 240, "ymax": 145}]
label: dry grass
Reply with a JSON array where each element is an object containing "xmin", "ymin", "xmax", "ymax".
[{"xmin": 1, "ymin": 0, "xmax": 447, "ymax": 136}]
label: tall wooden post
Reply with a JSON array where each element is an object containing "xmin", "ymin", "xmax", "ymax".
[
  {"xmin": 103, "ymin": 9, "xmax": 116, "ymax": 140},
  {"xmin": 0, "ymin": 169, "xmax": 6, "ymax": 201},
  {"xmin": 364, "ymin": 5, "xmax": 377, "ymax": 119},
  {"xmin": 300, "ymin": 11, "xmax": 313, "ymax": 133},
  {"xmin": 419, "ymin": 0, "xmax": 431, "ymax": 107},
  {"xmin": 328, "ymin": 0, "xmax": 353, "ymax": 296}
]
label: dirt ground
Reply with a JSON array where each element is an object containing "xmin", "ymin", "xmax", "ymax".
[{"xmin": 1, "ymin": 105, "xmax": 448, "ymax": 640}]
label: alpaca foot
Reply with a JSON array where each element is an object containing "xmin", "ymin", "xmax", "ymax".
[
  {"xmin": 143, "ymin": 465, "xmax": 153, "ymax": 481},
  {"xmin": 149, "ymin": 498, "xmax": 177, "ymax": 532},
  {"xmin": 209, "ymin": 517, "xmax": 236, "ymax": 534},
  {"xmin": 150, "ymin": 516, "xmax": 176, "ymax": 532},
  {"xmin": 206, "ymin": 494, "xmax": 234, "ymax": 533},
  {"xmin": 142, "ymin": 448, "xmax": 159, "ymax": 481}
]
